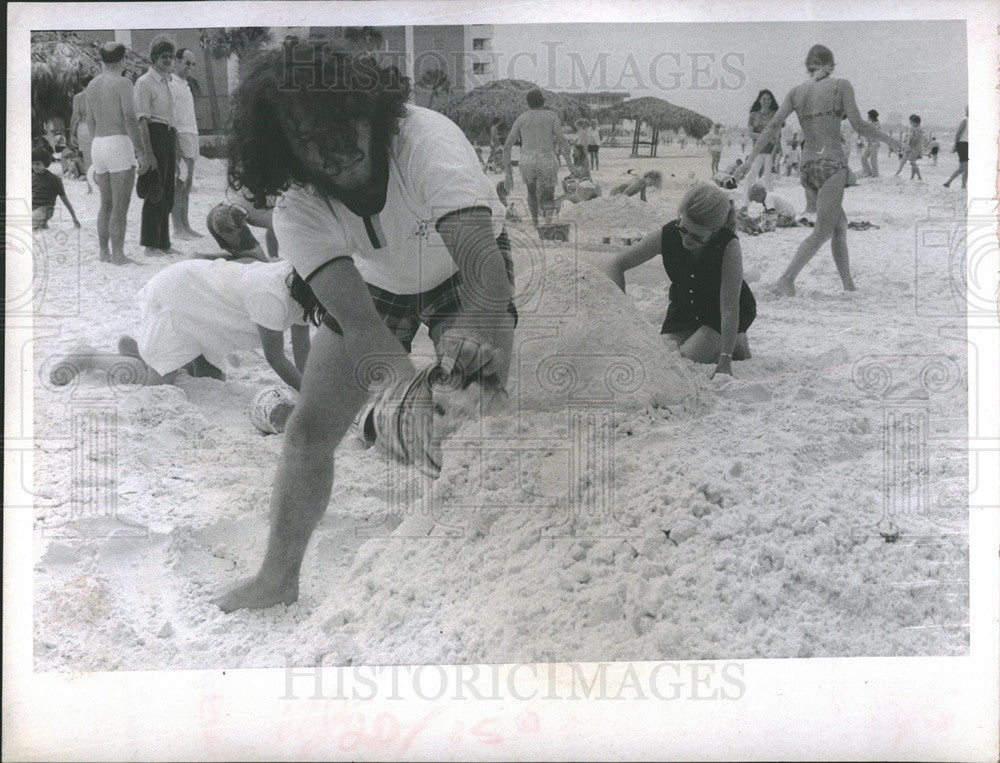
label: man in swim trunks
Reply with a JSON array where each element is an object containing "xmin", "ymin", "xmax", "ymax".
[
  {"xmin": 503, "ymin": 88, "xmax": 572, "ymax": 228},
  {"xmin": 84, "ymin": 42, "xmax": 155, "ymax": 265},
  {"xmin": 213, "ymin": 46, "xmax": 516, "ymax": 612}
]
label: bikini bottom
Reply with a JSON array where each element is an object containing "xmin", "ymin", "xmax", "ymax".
[{"xmin": 800, "ymin": 158, "xmax": 846, "ymax": 193}]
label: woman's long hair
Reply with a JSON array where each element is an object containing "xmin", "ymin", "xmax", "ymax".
[
  {"xmin": 749, "ymin": 89, "xmax": 778, "ymax": 114},
  {"xmin": 287, "ymin": 269, "xmax": 326, "ymax": 327},
  {"xmin": 227, "ymin": 45, "xmax": 411, "ymax": 210}
]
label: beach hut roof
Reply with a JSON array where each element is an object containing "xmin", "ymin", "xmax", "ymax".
[
  {"xmin": 597, "ymin": 95, "xmax": 714, "ymax": 138},
  {"xmin": 437, "ymin": 79, "xmax": 592, "ymax": 142}
]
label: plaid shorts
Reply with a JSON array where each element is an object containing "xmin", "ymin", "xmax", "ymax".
[{"xmin": 321, "ymin": 230, "xmax": 517, "ymax": 353}]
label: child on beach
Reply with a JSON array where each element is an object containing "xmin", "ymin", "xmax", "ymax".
[
  {"xmin": 746, "ymin": 182, "xmax": 798, "ymax": 226},
  {"xmin": 555, "ymin": 145, "xmax": 602, "ymax": 208},
  {"xmin": 609, "ymin": 170, "xmax": 663, "ymax": 201},
  {"xmin": 32, "ymin": 148, "xmax": 81, "ymax": 230},
  {"xmin": 604, "ymin": 183, "xmax": 756, "ymax": 379},
  {"xmin": 895, "ymin": 114, "xmax": 923, "ymax": 180},
  {"xmin": 49, "ymin": 258, "xmax": 312, "ymax": 391},
  {"xmin": 784, "ymin": 142, "xmax": 800, "ymax": 176}
]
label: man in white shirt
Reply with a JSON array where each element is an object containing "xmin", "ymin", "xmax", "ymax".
[
  {"xmin": 169, "ymin": 47, "xmax": 203, "ymax": 239},
  {"xmin": 214, "ymin": 46, "xmax": 516, "ymax": 612}
]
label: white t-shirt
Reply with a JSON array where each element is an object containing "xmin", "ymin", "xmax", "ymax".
[
  {"xmin": 168, "ymin": 74, "xmax": 198, "ymax": 134},
  {"xmin": 136, "ymin": 259, "xmax": 305, "ymax": 374},
  {"xmin": 764, "ymin": 192, "xmax": 796, "ymax": 218},
  {"xmin": 273, "ymin": 105, "xmax": 505, "ymax": 295}
]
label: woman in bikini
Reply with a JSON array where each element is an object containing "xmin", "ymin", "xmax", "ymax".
[{"xmin": 737, "ymin": 45, "xmax": 900, "ymax": 296}]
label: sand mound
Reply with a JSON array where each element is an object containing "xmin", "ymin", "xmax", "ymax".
[{"xmin": 509, "ymin": 248, "xmax": 696, "ymax": 412}]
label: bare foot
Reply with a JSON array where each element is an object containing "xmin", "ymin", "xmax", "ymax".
[
  {"xmin": 143, "ymin": 247, "xmax": 169, "ymax": 257},
  {"xmin": 111, "ymin": 255, "xmax": 140, "ymax": 265},
  {"xmin": 99, "ymin": 250, "xmax": 111, "ymax": 262},
  {"xmin": 842, "ymin": 279, "xmax": 857, "ymax": 292},
  {"xmin": 768, "ymin": 279, "xmax": 796, "ymax": 297},
  {"xmin": 183, "ymin": 228, "xmax": 204, "ymax": 238},
  {"xmin": 213, "ymin": 574, "xmax": 299, "ymax": 613}
]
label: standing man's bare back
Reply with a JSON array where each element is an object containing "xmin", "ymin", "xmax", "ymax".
[
  {"xmin": 506, "ymin": 108, "xmax": 565, "ymax": 157},
  {"xmin": 83, "ymin": 42, "xmax": 153, "ymax": 265}
]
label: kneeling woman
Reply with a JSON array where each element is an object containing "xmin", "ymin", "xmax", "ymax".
[
  {"xmin": 605, "ymin": 183, "xmax": 756, "ymax": 378},
  {"xmin": 51, "ymin": 258, "xmax": 312, "ymax": 390}
]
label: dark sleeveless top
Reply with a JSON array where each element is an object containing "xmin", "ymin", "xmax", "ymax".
[{"xmin": 660, "ymin": 220, "xmax": 756, "ymax": 334}]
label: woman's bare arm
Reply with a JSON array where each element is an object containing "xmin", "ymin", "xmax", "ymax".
[{"xmin": 604, "ymin": 229, "xmax": 662, "ymax": 291}]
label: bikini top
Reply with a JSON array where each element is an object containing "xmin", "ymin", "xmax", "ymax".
[
  {"xmin": 798, "ymin": 79, "xmax": 846, "ymax": 121},
  {"xmin": 800, "ymin": 107, "xmax": 846, "ymax": 121}
]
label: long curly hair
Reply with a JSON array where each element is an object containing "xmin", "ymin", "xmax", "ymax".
[
  {"xmin": 287, "ymin": 269, "xmax": 325, "ymax": 327},
  {"xmin": 227, "ymin": 44, "xmax": 411, "ymax": 209}
]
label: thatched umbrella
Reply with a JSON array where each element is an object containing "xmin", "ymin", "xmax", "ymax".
[
  {"xmin": 437, "ymin": 79, "xmax": 592, "ymax": 145},
  {"xmin": 31, "ymin": 31, "xmax": 146, "ymax": 132},
  {"xmin": 597, "ymin": 95, "xmax": 714, "ymax": 140}
]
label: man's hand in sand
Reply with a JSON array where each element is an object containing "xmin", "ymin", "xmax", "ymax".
[{"xmin": 437, "ymin": 309, "xmax": 515, "ymax": 384}]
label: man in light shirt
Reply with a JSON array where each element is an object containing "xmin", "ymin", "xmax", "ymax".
[
  {"xmin": 213, "ymin": 46, "xmax": 516, "ymax": 612},
  {"xmin": 134, "ymin": 35, "xmax": 178, "ymax": 256},
  {"xmin": 169, "ymin": 47, "xmax": 203, "ymax": 239}
]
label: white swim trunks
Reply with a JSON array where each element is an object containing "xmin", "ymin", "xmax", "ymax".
[
  {"xmin": 90, "ymin": 134, "xmax": 137, "ymax": 174},
  {"xmin": 177, "ymin": 132, "xmax": 199, "ymax": 160}
]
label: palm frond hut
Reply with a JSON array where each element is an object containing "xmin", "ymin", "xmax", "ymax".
[
  {"xmin": 437, "ymin": 79, "xmax": 592, "ymax": 145},
  {"xmin": 31, "ymin": 31, "xmax": 146, "ymax": 133},
  {"xmin": 597, "ymin": 96, "xmax": 713, "ymax": 157}
]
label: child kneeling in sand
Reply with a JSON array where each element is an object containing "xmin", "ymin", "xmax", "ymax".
[
  {"xmin": 604, "ymin": 183, "xmax": 756, "ymax": 379},
  {"xmin": 746, "ymin": 182, "xmax": 798, "ymax": 227},
  {"xmin": 50, "ymin": 258, "xmax": 313, "ymax": 390}
]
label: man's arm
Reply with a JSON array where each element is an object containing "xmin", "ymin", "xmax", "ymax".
[
  {"xmin": 502, "ymin": 116, "xmax": 521, "ymax": 179},
  {"xmin": 85, "ymin": 87, "xmax": 97, "ymax": 140},
  {"xmin": 128, "ymin": 80, "xmax": 155, "ymax": 171},
  {"xmin": 435, "ymin": 208, "xmax": 515, "ymax": 383}
]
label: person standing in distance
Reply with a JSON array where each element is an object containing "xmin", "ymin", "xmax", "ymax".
[
  {"xmin": 169, "ymin": 47, "xmax": 203, "ymax": 240},
  {"xmin": 85, "ymin": 41, "xmax": 155, "ymax": 265},
  {"xmin": 134, "ymin": 35, "xmax": 179, "ymax": 257}
]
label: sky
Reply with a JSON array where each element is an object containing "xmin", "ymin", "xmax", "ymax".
[{"xmin": 490, "ymin": 21, "xmax": 968, "ymax": 131}]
